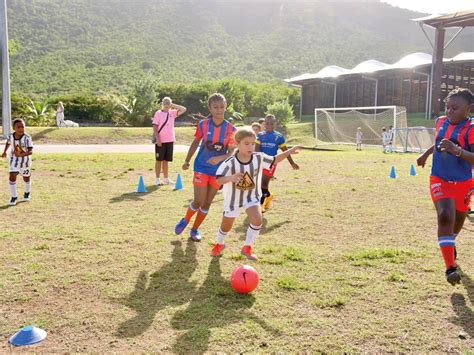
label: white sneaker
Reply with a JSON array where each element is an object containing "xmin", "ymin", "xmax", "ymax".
[
  {"xmin": 164, "ymin": 178, "xmax": 174, "ymax": 185},
  {"xmin": 154, "ymin": 178, "xmax": 162, "ymax": 186},
  {"xmin": 8, "ymin": 196, "xmax": 18, "ymax": 206},
  {"xmin": 23, "ymin": 192, "xmax": 31, "ymax": 202}
]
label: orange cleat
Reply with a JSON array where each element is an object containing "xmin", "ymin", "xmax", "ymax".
[{"xmin": 210, "ymin": 243, "xmax": 226, "ymax": 257}]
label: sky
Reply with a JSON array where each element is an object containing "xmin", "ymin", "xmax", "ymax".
[{"xmin": 380, "ymin": 0, "xmax": 473, "ymax": 14}]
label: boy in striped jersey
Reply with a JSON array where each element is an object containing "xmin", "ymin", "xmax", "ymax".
[
  {"xmin": 210, "ymin": 128, "xmax": 301, "ymax": 260},
  {"xmin": 1, "ymin": 119, "xmax": 34, "ymax": 206}
]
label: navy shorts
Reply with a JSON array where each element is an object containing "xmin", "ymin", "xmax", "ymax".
[{"xmin": 155, "ymin": 142, "xmax": 174, "ymax": 162}]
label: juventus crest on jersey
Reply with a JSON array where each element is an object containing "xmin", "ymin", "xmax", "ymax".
[
  {"xmin": 216, "ymin": 152, "xmax": 274, "ymax": 213},
  {"xmin": 9, "ymin": 133, "xmax": 33, "ymax": 175}
]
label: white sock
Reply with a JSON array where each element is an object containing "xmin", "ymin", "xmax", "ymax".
[
  {"xmin": 9, "ymin": 181, "xmax": 17, "ymax": 198},
  {"xmin": 216, "ymin": 228, "xmax": 227, "ymax": 245},
  {"xmin": 24, "ymin": 181, "xmax": 31, "ymax": 193},
  {"xmin": 244, "ymin": 223, "xmax": 261, "ymax": 246}
]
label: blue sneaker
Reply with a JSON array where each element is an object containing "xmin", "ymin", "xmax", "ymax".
[
  {"xmin": 175, "ymin": 218, "xmax": 188, "ymax": 235},
  {"xmin": 190, "ymin": 229, "xmax": 202, "ymax": 242}
]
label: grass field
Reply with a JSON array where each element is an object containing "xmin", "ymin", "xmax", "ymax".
[{"xmin": 0, "ymin": 147, "xmax": 472, "ymax": 352}]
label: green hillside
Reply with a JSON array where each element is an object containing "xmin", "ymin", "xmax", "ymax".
[{"xmin": 7, "ymin": 0, "xmax": 474, "ymax": 96}]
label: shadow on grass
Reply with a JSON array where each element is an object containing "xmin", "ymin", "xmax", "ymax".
[
  {"xmin": 171, "ymin": 257, "xmax": 277, "ymax": 353},
  {"xmin": 449, "ymin": 270, "xmax": 474, "ymax": 339},
  {"xmin": 109, "ymin": 185, "xmax": 159, "ymax": 203},
  {"xmin": 115, "ymin": 240, "xmax": 197, "ymax": 338},
  {"xmin": 30, "ymin": 127, "xmax": 56, "ymax": 141},
  {"xmin": 234, "ymin": 216, "xmax": 290, "ymax": 240}
]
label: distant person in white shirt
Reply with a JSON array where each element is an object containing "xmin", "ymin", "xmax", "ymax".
[
  {"xmin": 388, "ymin": 125, "xmax": 394, "ymax": 153},
  {"xmin": 382, "ymin": 127, "xmax": 391, "ymax": 153},
  {"xmin": 56, "ymin": 102, "xmax": 65, "ymax": 127},
  {"xmin": 355, "ymin": 127, "xmax": 363, "ymax": 151}
]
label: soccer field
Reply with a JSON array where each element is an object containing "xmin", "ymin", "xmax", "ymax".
[{"xmin": 0, "ymin": 149, "xmax": 472, "ymax": 352}]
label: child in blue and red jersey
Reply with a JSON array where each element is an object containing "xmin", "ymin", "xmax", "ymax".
[
  {"xmin": 256, "ymin": 114, "xmax": 299, "ymax": 211},
  {"xmin": 175, "ymin": 93, "xmax": 236, "ymax": 241},
  {"xmin": 417, "ymin": 88, "xmax": 474, "ymax": 285}
]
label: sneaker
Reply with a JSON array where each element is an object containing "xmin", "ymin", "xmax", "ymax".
[
  {"xmin": 190, "ymin": 229, "xmax": 202, "ymax": 242},
  {"xmin": 164, "ymin": 178, "xmax": 174, "ymax": 185},
  {"xmin": 262, "ymin": 194, "xmax": 273, "ymax": 210},
  {"xmin": 174, "ymin": 218, "xmax": 188, "ymax": 235},
  {"xmin": 8, "ymin": 196, "xmax": 17, "ymax": 206},
  {"xmin": 468, "ymin": 208, "xmax": 474, "ymax": 215},
  {"xmin": 241, "ymin": 245, "xmax": 257, "ymax": 261},
  {"xmin": 154, "ymin": 178, "xmax": 162, "ymax": 186},
  {"xmin": 23, "ymin": 192, "xmax": 30, "ymax": 202},
  {"xmin": 210, "ymin": 243, "xmax": 225, "ymax": 257},
  {"xmin": 446, "ymin": 266, "xmax": 461, "ymax": 286}
]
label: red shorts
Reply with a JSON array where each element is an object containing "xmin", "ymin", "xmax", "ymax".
[
  {"xmin": 193, "ymin": 172, "xmax": 220, "ymax": 190},
  {"xmin": 430, "ymin": 176, "xmax": 472, "ymax": 212},
  {"xmin": 263, "ymin": 163, "xmax": 277, "ymax": 178}
]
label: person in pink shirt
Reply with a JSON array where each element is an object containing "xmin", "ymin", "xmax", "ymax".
[{"xmin": 153, "ymin": 97, "xmax": 187, "ymax": 185}]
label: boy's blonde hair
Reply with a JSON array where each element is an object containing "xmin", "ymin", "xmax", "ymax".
[
  {"xmin": 265, "ymin": 114, "xmax": 276, "ymax": 122},
  {"xmin": 234, "ymin": 128, "xmax": 256, "ymax": 144},
  {"xmin": 251, "ymin": 122, "xmax": 261, "ymax": 129}
]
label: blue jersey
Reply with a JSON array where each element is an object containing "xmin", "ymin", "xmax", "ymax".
[
  {"xmin": 256, "ymin": 130, "xmax": 286, "ymax": 157},
  {"xmin": 193, "ymin": 118, "xmax": 236, "ymax": 176},
  {"xmin": 431, "ymin": 116, "xmax": 474, "ymax": 182}
]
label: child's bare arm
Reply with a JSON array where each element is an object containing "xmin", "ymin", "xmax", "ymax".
[
  {"xmin": 171, "ymin": 103, "xmax": 187, "ymax": 116},
  {"xmin": 281, "ymin": 146, "xmax": 299, "ymax": 169},
  {"xmin": 182, "ymin": 138, "xmax": 201, "ymax": 170},
  {"xmin": 274, "ymin": 146, "xmax": 301, "ymax": 165},
  {"xmin": 1, "ymin": 141, "xmax": 10, "ymax": 158}
]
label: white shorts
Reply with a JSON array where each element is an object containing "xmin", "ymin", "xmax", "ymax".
[
  {"xmin": 224, "ymin": 200, "xmax": 260, "ymax": 218},
  {"xmin": 10, "ymin": 165, "xmax": 32, "ymax": 177}
]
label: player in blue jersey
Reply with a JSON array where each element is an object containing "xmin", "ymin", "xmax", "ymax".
[
  {"xmin": 255, "ymin": 114, "xmax": 299, "ymax": 211},
  {"xmin": 417, "ymin": 88, "xmax": 474, "ymax": 285},
  {"xmin": 175, "ymin": 93, "xmax": 236, "ymax": 241}
]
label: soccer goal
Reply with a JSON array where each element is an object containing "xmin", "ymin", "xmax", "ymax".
[
  {"xmin": 314, "ymin": 105, "xmax": 407, "ymax": 149},
  {"xmin": 393, "ymin": 127, "xmax": 435, "ymax": 153}
]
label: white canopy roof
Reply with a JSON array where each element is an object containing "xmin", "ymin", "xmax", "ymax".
[{"xmin": 286, "ymin": 52, "xmax": 474, "ymax": 83}]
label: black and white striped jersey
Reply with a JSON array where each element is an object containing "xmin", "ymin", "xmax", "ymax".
[
  {"xmin": 9, "ymin": 133, "xmax": 33, "ymax": 169},
  {"xmin": 216, "ymin": 152, "xmax": 274, "ymax": 212}
]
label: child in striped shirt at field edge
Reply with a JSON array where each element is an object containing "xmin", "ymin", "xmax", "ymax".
[
  {"xmin": 417, "ymin": 88, "xmax": 474, "ymax": 285},
  {"xmin": 175, "ymin": 93, "xmax": 236, "ymax": 241},
  {"xmin": 1, "ymin": 118, "xmax": 33, "ymax": 206},
  {"xmin": 210, "ymin": 128, "xmax": 301, "ymax": 260}
]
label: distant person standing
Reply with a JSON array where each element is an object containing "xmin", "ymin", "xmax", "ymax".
[
  {"xmin": 56, "ymin": 102, "xmax": 65, "ymax": 127},
  {"xmin": 388, "ymin": 125, "xmax": 395, "ymax": 152},
  {"xmin": 152, "ymin": 97, "xmax": 187, "ymax": 186},
  {"xmin": 382, "ymin": 127, "xmax": 391, "ymax": 153},
  {"xmin": 355, "ymin": 127, "xmax": 363, "ymax": 151}
]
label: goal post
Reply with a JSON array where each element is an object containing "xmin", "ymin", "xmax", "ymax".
[{"xmin": 314, "ymin": 105, "xmax": 407, "ymax": 149}]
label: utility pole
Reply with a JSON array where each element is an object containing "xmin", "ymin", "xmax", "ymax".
[{"xmin": 1, "ymin": 0, "xmax": 11, "ymax": 139}]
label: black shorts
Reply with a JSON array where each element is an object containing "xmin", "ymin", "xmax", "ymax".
[{"xmin": 155, "ymin": 142, "xmax": 174, "ymax": 162}]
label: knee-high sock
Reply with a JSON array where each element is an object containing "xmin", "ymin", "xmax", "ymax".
[
  {"xmin": 216, "ymin": 228, "xmax": 228, "ymax": 245},
  {"xmin": 184, "ymin": 203, "xmax": 198, "ymax": 223},
  {"xmin": 192, "ymin": 208, "xmax": 208, "ymax": 230},
  {"xmin": 438, "ymin": 235, "xmax": 456, "ymax": 269},
  {"xmin": 24, "ymin": 181, "xmax": 31, "ymax": 193},
  {"xmin": 244, "ymin": 223, "xmax": 262, "ymax": 246},
  {"xmin": 9, "ymin": 181, "xmax": 17, "ymax": 198}
]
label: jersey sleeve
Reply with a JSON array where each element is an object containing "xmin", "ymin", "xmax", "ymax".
[
  {"xmin": 194, "ymin": 121, "xmax": 203, "ymax": 139},
  {"xmin": 278, "ymin": 134, "xmax": 286, "ymax": 148},
  {"xmin": 467, "ymin": 124, "xmax": 474, "ymax": 145},
  {"xmin": 26, "ymin": 135, "xmax": 33, "ymax": 148},
  {"xmin": 216, "ymin": 159, "xmax": 231, "ymax": 178},
  {"xmin": 226, "ymin": 124, "xmax": 236, "ymax": 146},
  {"xmin": 262, "ymin": 153, "xmax": 275, "ymax": 170}
]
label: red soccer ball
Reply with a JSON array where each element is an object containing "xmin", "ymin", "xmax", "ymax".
[{"xmin": 230, "ymin": 265, "xmax": 259, "ymax": 294}]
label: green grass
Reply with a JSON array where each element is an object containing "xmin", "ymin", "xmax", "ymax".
[{"xmin": 0, "ymin": 147, "xmax": 472, "ymax": 351}]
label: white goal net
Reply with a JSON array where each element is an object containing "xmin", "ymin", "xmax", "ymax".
[
  {"xmin": 314, "ymin": 106, "xmax": 407, "ymax": 148},
  {"xmin": 393, "ymin": 127, "xmax": 435, "ymax": 153}
]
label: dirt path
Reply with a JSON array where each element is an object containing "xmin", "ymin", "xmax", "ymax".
[{"xmin": 29, "ymin": 144, "xmax": 189, "ymax": 153}]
